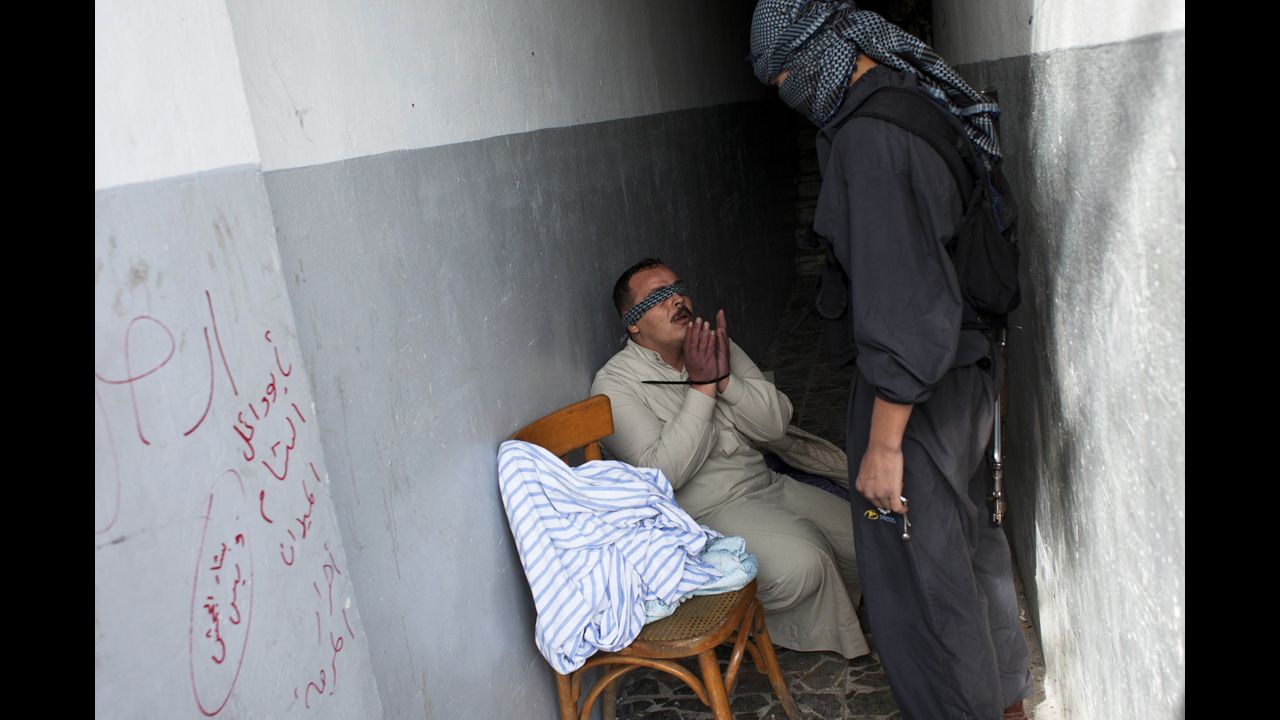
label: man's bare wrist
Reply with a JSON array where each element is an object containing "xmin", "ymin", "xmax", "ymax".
[
  {"xmin": 867, "ymin": 438, "xmax": 902, "ymax": 454},
  {"xmin": 692, "ymin": 383, "xmax": 717, "ymax": 398}
]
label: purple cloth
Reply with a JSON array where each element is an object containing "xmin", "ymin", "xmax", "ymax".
[{"xmin": 763, "ymin": 452, "xmax": 849, "ymax": 499}]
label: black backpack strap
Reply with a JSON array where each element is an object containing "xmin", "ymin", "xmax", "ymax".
[
  {"xmin": 842, "ymin": 86, "xmax": 976, "ymax": 203},
  {"xmin": 837, "ymin": 86, "xmax": 1008, "ymax": 332}
]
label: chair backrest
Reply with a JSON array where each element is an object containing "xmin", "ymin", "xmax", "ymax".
[{"xmin": 511, "ymin": 394, "xmax": 614, "ymax": 462}]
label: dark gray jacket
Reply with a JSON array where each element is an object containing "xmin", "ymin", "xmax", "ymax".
[{"xmin": 813, "ymin": 66, "xmax": 989, "ymax": 405}]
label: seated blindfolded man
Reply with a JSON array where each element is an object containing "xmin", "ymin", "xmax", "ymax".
[{"xmin": 590, "ymin": 258, "xmax": 870, "ymax": 660}]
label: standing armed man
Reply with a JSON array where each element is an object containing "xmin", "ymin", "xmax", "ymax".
[{"xmin": 749, "ymin": 2, "xmax": 1033, "ymax": 717}]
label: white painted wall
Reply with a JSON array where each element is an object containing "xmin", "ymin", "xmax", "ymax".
[
  {"xmin": 225, "ymin": 0, "xmax": 766, "ymax": 171},
  {"xmin": 933, "ymin": 0, "xmax": 1185, "ymax": 65},
  {"xmin": 1020, "ymin": 42, "xmax": 1185, "ymax": 719},
  {"xmin": 95, "ymin": 0, "xmax": 260, "ymax": 189},
  {"xmin": 927, "ymin": 3, "xmax": 1185, "ymax": 718}
]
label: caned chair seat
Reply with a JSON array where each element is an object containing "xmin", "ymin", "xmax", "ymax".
[
  {"xmin": 633, "ymin": 589, "xmax": 746, "ymax": 646},
  {"xmin": 510, "ymin": 395, "xmax": 800, "ymax": 720}
]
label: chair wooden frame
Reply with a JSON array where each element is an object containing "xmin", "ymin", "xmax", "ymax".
[{"xmin": 511, "ymin": 394, "xmax": 801, "ymax": 720}]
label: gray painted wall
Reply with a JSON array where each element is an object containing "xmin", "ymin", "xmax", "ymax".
[
  {"xmin": 950, "ymin": 32, "xmax": 1185, "ymax": 719},
  {"xmin": 263, "ymin": 101, "xmax": 797, "ymax": 719},
  {"xmin": 94, "ymin": 167, "xmax": 384, "ymax": 718}
]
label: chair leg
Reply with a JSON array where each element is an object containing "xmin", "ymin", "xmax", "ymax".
[
  {"xmin": 752, "ymin": 606, "xmax": 802, "ymax": 720},
  {"xmin": 697, "ymin": 649, "xmax": 734, "ymax": 720},
  {"xmin": 601, "ymin": 676, "xmax": 617, "ymax": 720},
  {"xmin": 554, "ymin": 671, "xmax": 577, "ymax": 720}
]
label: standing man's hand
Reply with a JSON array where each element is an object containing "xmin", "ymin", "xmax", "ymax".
[
  {"xmin": 854, "ymin": 397, "xmax": 913, "ymax": 515},
  {"xmin": 855, "ymin": 444, "xmax": 908, "ymax": 515},
  {"xmin": 684, "ymin": 317, "xmax": 719, "ymax": 397},
  {"xmin": 714, "ymin": 309, "xmax": 731, "ymax": 394}
]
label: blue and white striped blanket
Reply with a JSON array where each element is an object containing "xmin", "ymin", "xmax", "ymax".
[{"xmin": 497, "ymin": 440, "xmax": 751, "ymax": 673}]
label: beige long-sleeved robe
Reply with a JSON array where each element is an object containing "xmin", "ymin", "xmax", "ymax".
[{"xmin": 590, "ymin": 339, "xmax": 870, "ymax": 658}]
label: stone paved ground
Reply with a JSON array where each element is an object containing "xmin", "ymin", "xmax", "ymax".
[{"xmin": 611, "ymin": 645, "xmax": 899, "ymax": 720}]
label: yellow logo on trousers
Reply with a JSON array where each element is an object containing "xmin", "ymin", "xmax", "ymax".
[{"xmin": 863, "ymin": 509, "xmax": 879, "ymax": 520}]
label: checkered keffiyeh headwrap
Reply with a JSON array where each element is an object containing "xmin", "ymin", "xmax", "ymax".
[
  {"xmin": 749, "ymin": 0, "xmax": 1003, "ymax": 165},
  {"xmin": 622, "ymin": 282, "xmax": 686, "ymax": 327}
]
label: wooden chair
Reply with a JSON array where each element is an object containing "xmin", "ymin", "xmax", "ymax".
[{"xmin": 511, "ymin": 394, "xmax": 801, "ymax": 720}]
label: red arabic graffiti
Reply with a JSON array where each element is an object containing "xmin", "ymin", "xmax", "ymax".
[
  {"xmin": 265, "ymin": 329, "xmax": 293, "ymax": 377},
  {"xmin": 94, "ymin": 315, "xmax": 175, "ymax": 446},
  {"xmin": 242, "ymin": 332, "xmax": 320, "ymax": 571},
  {"xmin": 206, "ymin": 290, "xmax": 240, "ymax": 396},
  {"xmin": 273, "ymin": 460, "xmax": 316, "ymax": 568},
  {"xmin": 294, "ymin": 543, "xmax": 354, "ymax": 710},
  {"xmin": 231, "ymin": 370, "xmax": 305, "ymax": 475},
  {"xmin": 183, "ymin": 327, "xmax": 217, "ymax": 437},
  {"xmin": 97, "ymin": 289, "xmax": 361, "ymax": 712},
  {"xmin": 95, "ymin": 291, "xmax": 240, "ymax": 532},
  {"xmin": 96, "ymin": 291, "xmax": 239, "ymax": 447},
  {"xmin": 188, "ymin": 470, "xmax": 254, "ymax": 717}
]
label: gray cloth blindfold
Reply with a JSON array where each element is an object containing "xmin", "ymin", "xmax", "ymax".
[{"xmin": 623, "ymin": 282, "xmax": 687, "ymax": 327}]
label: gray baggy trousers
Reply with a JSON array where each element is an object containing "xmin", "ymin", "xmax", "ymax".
[{"xmin": 847, "ymin": 359, "xmax": 1032, "ymax": 719}]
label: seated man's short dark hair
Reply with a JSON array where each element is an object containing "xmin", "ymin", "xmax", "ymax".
[{"xmin": 612, "ymin": 257, "xmax": 668, "ymax": 317}]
